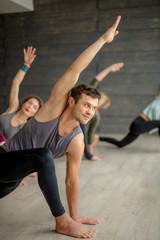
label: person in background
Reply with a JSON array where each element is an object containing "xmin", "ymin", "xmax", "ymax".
[
  {"xmin": 83, "ymin": 62, "xmax": 124, "ymax": 156},
  {"xmin": 0, "ymin": 46, "xmax": 43, "ymax": 185},
  {"xmin": 99, "ymin": 92, "xmax": 160, "ymax": 148}
]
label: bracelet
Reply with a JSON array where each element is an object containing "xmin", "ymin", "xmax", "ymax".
[
  {"xmin": 24, "ymin": 61, "xmax": 32, "ymax": 66},
  {"xmin": 21, "ymin": 64, "xmax": 29, "ymax": 72}
]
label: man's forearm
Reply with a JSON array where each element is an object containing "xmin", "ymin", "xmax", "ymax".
[
  {"xmin": 70, "ymin": 37, "xmax": 105, "ymax": 75},
  {"xmin": 66, "ymin": 178, "xmax": 79, "ymax": 218}
]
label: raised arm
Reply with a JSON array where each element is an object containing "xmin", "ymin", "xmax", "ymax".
[
  {"xmin": 37, "ymin": 16, "xmax": 121, "ymax": 121},
  {"xmin": 51, "ymin": 16, "xmax": 121, "ymax": 98},
  {"xmin": 95, "ymin": 62, "xmax": 124, "ymax": 82},
  {"xmin": 3, "ymin": 46, "xmax": 36, "ymax": 115}
]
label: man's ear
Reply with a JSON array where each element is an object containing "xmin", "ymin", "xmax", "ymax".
[{"xmin": 69, "ymin": 96, "xmax": 75, "ymax": 107}]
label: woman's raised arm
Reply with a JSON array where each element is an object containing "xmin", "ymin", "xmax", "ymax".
[{"xmin": 3, "ymin": 46, "xmax": 36, "ymax": 115}]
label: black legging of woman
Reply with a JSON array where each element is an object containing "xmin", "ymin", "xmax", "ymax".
[
  {"xmin": 80, "ymin": 124, "xmax": 93, "ymax": 160},
  {"xmin": 0, "ymin": 147, "xmax": 65, "ymax": 217},
  {"xmin": 100, "ymin": 116, "xmax": 160, "ymax": 148}
]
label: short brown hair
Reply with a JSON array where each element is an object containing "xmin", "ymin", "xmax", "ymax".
[{"xmin": 71, "ymin": 84, "xmax": 101, "ymax": 103}]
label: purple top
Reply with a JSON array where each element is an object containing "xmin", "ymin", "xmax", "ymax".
[{"xmin": 2, "ymin": 115, "xmax": 82, "ymax": 159}]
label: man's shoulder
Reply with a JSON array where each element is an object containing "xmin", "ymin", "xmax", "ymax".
[
  {"xmin": 66, "ymin": 132, "xmax": 84, "ymax": 156},
  {"xmin": 71, "ymin": 132, "xmax": 84, "ymax": 145}
]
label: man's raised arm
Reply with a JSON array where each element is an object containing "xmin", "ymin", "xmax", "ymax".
[
  {"xmin": 50, "ymin": 16, "xmax": 121, "ymax": 101},
  {"xmin": 36, "ymin": 16, "xmax": 121, "ymax": 122}
]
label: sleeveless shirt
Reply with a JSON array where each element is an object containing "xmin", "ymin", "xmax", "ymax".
[
  {"xmin": 143, "ymin": 96, "xmax": 160, "ymax": 134},
  {"xmin": 0, "ymin": 112, "xmax": 24, "ymax": 140},
  {"xmin": 2, "ymin": 115, "xmax": 82, "ymax": 159},
  {"xmin": 143, "ymin": 96, "xmax": 160, "ymax": 121}
]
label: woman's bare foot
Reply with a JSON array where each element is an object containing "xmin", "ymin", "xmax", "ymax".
[
  {"xmin": 28, "ymin": 172, "xmax": 37, "ymax": 178},
  {"xmin": 91, "ymin": 155, "xmax": 102, "ymax": 161},
  {"xmin": 55, "ymin": 212, "xmax": 96, "ymax": 238},
  {"xmin": 19, "ymin": 180, "xmax": 27, "ymax": 187}
]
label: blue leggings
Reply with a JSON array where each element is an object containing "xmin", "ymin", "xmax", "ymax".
[{"xmin": 0, "ymin": 147, "xmax": 65, "ymax": 217}]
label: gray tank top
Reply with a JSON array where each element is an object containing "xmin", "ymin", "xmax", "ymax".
[
  {"xmin": 2, "ymin": 115, "xmax": 82, "ymax": 159},
  {"xmin": 0, "ymin": 112, "xmax": 24, "ymax": 140}
]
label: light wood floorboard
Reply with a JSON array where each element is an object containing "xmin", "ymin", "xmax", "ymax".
[{"xmin": 0, "ymin": 133, "xmax": 160, "ymax": 240}]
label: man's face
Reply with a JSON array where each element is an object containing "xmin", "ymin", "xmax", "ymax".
[{"xmin": 70, "ymin": 93, "xmax": 99, "ymax": 124}]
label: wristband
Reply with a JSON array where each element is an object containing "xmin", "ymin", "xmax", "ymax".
[
  {"xmin": 21, "ymin": 64, "xmax": 29, "ymax": 72},
  {"xmin": 24, "ymin": 61, "xmax": 32, "ymax": 66}
]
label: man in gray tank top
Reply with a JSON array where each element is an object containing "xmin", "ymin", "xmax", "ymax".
[{"xmin": 0, "ymin": 16, "xmax": 121, "ymax": 238}]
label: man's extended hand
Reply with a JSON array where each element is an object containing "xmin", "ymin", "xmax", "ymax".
[
  {"xmin": 102, "ymin": 16, "xmax": 121, "ymax": 43},
  {"xmin": 73, "ymin": 215, "xmax": 99, "ymax": 225}
]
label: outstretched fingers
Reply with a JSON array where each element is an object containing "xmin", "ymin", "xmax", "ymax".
[
  {"xmin": 27, "ymin": 46, "xmax": 33, "ymax": 54},
  {"xmin": 23, "ymin": 46, "xmax": 36, "ymax": 63},
  {"xmin": 31, "ymin": 47, "xmax": 36, "ymax": 56},
  {"xmin": 28, "ymin": 46, "xmax": 36, "ymax": 57},
  {"xmin": 111, "ymin": 62, "xmax": 124, "ymax": 72},
  {"xmin": 112, "ymin": 15, "xmax": 121, "ymax": 30},
  {"xmin": 23, "ymin": 48, "xmax": 27, "ymax": 57},
  {"xmin": 102, "ymin": 16, "xmax": 121, "ymax": 43}
]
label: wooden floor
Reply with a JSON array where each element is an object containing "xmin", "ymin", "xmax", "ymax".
[{"xmin": 1, "ymin": 133, "xmax": 160, "ymax": 240}]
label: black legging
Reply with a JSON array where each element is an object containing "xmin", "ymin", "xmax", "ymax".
[
  {"xmin": 0, "ymin": 147, "xmax": 65, "ymax": 217},
  {"xmin": 80, "ymin": 124, "xmax": 93, "ymax": 160},
  {"xmin": 100, "ymin": 116, "xmax": 160, "ymax": 148}
]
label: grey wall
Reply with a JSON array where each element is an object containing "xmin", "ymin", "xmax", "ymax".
[{"xmin": 0, "ymin": 0, "xmax": 160, "ymax": 133}]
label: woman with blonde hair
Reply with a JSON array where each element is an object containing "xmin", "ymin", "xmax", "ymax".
[{"xmin": 81, "ymin": 62, "xmax": 124, "ymax": 158}]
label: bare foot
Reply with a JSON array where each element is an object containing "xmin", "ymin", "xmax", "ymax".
[
  {"xmin": 28, "ymin": 172, "xmax": 37, "ymax": 178},
  {"xmin": 19, "ymin": 181, "xmax": 27, "ymax": 187},
  {"xmin": 91, "ymin": 155, "xmax": 102, "ymax": 162},
  {"xmin": 73, "ymin": 215, "xmax": 99, "ymax": 225},
  {"xmin": 55, "ymin": 213, "xmax": 96, "ymax": 238}
]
